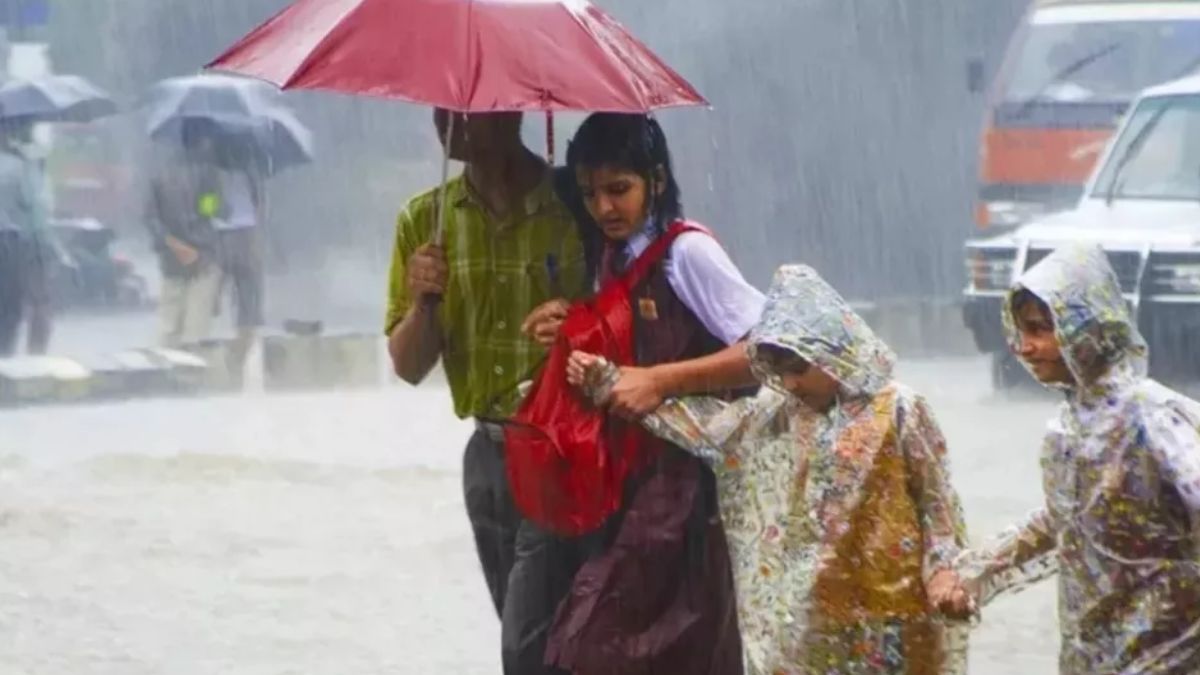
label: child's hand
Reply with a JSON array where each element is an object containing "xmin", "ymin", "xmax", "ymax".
[
  {"xmin": 926, "ymin": 569, "xmax": 976, "ymax": 621},
  {"xmin": 567, "ymin": 351, "xmax": 603, "ymax": 388}
]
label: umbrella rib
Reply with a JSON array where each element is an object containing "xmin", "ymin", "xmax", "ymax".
[
  {"xmin": 279, "ymin": 1, "xmax": 366, "ymax": 90},
  {"xmin": 462, "ymin": 0, "xmax": 477, "ymax": 111},
  {"xmin": 563, "ymin": 7, "xmax": 653, "ymax": 111}
]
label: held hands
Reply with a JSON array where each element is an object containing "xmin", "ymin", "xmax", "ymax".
[
  {"xmin": 522, "ymin": 298, "xmax": 571, "ymax": 347},
  {"xmin": 566, "ymin": 350, "xmax": 603, "ymax": 388},
  {"xmin": 566, "ymin": 351, "xmax": 666, "ymax": 421},
  {"xmin": 926, "ymin": 569, "xmax": 978, "ymax": 622},
  {"xmin": 407, "ymin": 244, "xmax": 448, "ymax": 299}
]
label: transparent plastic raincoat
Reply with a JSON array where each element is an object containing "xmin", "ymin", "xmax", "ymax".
[
  {"xmin": 583, "ymin": 265, "xmax": 969, "ymax": 674},
  {"xmin": 956, "ymin": 244, "xmax": 1200, "ymax": 674}
]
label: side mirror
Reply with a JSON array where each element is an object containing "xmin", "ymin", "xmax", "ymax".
[{"xmin": 967, "ymin": 58, "xmax": 986, "ymax": 94}]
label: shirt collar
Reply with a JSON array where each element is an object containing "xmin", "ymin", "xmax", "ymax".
[{"xmin": 623, "ymin": 218, "xmax": 658, "ymax": 258}]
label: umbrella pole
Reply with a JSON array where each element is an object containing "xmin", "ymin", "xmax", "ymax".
[
  {"xmin": 433, "ymin": 113, "xmax": 456, "ymax": 246},
  {"xmin": 546, "ymin": 110, "xmax": 554, "ymax": 165}
]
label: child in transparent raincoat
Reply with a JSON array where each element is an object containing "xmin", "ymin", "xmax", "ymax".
[
  {"xmin": 570, "ymin": 265, "xmax": 973, "ymax": 674},
  {"xmin": 955, "ymin": 244, "xmax": 1200, "ymax": 674}
]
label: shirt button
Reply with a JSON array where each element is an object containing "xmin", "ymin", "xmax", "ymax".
[
  {"xmin": 497, "ymin": 275, "xmax": 508, "ymax": 284},
  {"xmin": 497, "ymin": 321, "xmax": 507, "ymax": 330},
  {"xmin": 494, "ymin": 365, "xmax": 504, "ymax": 375}
]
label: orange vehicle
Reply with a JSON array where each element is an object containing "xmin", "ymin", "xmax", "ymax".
[
  {"xmin": 975, "ymin": 0, "xmax": 1200, "ymax": 229},
  {"xmin": 49, "ymin": 122, "xmax": 136, "ymax": 228}
]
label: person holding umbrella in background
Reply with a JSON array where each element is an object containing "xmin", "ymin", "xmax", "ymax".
[
  {"xmin": 0, "ymin": 74, "xmax": 114, "ymax": 356},
  {"xmin": 144, "ymin": 119, "xmax": 224, "ymax": 348},
  {"xmin": 207, "ymin": 135, "xmax": 268, "ymax": 388},
  {"xmin": 144, "ymin": 73, "xmax": 312, "ymax": 383},
  {"xmin": 0, "ymin": 117, "xmax": 50, "ymax": 355}
]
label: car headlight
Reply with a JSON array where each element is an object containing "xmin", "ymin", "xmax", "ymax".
[
  {"xmin": 1152, "ymin": 263, "xmax": 1200, "ymax": 294},
  {"xmin": 967, "ymin": 249, "xmax": 1015, "ymax": 291},
  {"xmin": 980, "ymin": 201, "xmax": 1048, "ymax": 228}
]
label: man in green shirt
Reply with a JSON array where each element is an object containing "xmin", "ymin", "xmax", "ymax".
[{"xmin": 385, "ymin": 109, "xmax": 590, "ymax": 674}]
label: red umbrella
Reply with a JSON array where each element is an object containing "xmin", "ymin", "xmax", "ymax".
[
  {"xmin": 207, "ymin": 0, "xmax": 707, "ymax": 239},
  {"xmin": 206, "ymin": 0, "xmax": 707, "ymax": 114}
]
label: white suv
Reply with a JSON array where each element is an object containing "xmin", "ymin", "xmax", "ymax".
[{"xmin": 963, "ymin": 74, "xmax": 1200, "ymax": 388}]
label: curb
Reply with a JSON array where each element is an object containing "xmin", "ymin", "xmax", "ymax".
[{"xmin": 0, "ymin": 332, "xmax": 386, "ymax": 408}]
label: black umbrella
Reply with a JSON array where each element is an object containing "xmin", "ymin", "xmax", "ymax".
[
  {"xmin": 145, "ymin": 74, "xmax": 313, "ymax": 174},
  {"xmin": 0, "ymin": 74, "xmax": 117, "ymax": 123}
]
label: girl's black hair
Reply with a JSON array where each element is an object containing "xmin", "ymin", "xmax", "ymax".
[{"xmin": 565, "ymin": 113, "xmax": 683, "ymax": 232}]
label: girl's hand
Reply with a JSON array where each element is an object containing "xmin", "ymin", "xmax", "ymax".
[{"xmin": 607, "ymin": 366, "xmax": 666, "ymax": 420}]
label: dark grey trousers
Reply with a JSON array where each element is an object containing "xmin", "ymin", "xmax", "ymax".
[
  {"xmin": 463, "ymin": 426, "xmax": 591, "ymax": 675},
  {"xmin": 0, "ymin": 232, "xmax": 22, "ymax": 356}
]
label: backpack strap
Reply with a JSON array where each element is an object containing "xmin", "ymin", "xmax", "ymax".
[{"xmin": 617, "ymin": 220, "xmax": 711, "ymax": 292}]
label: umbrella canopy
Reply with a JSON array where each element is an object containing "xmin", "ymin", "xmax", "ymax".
[
  {"xmin": 0, "ymin": 74, "xmax": 117, "ymax": 123},
  {"xmin": 144, "ymin": 73, "xmax": 287, "ymax": 130},
  {"xmin": 145, "ymin": 74, "xmax": 314, "ymax": 173},
  {"xmin": 206, "ymin": 0, "xmax": 707, "ymax": 113}
]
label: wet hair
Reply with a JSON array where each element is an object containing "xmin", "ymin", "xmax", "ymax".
[{"xmin": 565, "ymin": 113, "xmax": 683, "ymax": 231}]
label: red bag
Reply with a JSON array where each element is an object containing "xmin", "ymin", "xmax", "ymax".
[{"xmin": 504, "ymin": 221, "xmax": 706, "ymax": 536}]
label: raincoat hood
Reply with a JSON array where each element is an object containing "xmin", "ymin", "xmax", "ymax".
[
  {"xmin": 1003, "ymin": 244, "xmax": 1147, "ymax": 390},
  {"xmin": 747, "ymin": 265, "xmax": 896, "ymax": 398}
]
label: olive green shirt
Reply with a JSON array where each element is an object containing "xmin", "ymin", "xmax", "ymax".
[{"xmin": 384, "ymin": 172, "xmax": 587, "ymax": 419}]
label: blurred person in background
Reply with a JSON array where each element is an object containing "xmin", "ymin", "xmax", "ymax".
[
  {"xmin": 209, "ymin": 140, "xmax": 267, "ymax": 388},
  {"xmin": 0, "ymin": 118, "xmax": 53, "ymax": 356},
  {"xmin": 145, "ymin": 120, "xmax": 221, "ymax": 348}
]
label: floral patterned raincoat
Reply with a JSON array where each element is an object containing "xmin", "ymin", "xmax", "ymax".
[
  {"xmin": 585, "ymin": 265, "xmax": 969, "ymax": 674},
  {"xmin": 956, "ymin": 244, "xmax": 1200, "ymax": 674}
]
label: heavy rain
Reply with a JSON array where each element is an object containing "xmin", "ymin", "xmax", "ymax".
[{"xmin": 4, "ymin": 1, "xmax": 1200, "ymax": 673}]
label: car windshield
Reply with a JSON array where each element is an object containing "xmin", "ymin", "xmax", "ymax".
[
  {"xmin": 1003, "ymin": 15, "xmax": 1200, "ymax": 104},
  {"xmin": 1091, "ymin": 94, "xmax": 1200, "ymax": 201}
]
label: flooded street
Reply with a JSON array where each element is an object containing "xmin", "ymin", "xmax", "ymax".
[
  {"xmin": 6, "ymin": 0, "xmax": 1197, "ymax": 672},
  {"xmin": 2, "ymin": 323, "xmax": 1063, "ymax": 674}
]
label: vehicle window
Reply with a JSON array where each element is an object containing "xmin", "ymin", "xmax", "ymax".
[
  {"xmin": 1091, "ymin": 95, "xmax": 1200, "ymax": 200},
  {"xmin": 1004, "ymin": 18, "xmax": 1200, "ymax": 103}
]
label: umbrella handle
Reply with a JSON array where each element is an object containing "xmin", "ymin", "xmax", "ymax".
[
  {"xmin": 426, "ymin": 111, "xmax": 457, "ymax": 307},
  {"xmin": 432, "ymin": 112, "xmax": 456, "ymax": 246}
]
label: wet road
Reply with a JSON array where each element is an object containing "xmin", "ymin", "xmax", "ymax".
[{"xmin": 0, "ymin": 321, "xmax": 1071, "ymax": 675}]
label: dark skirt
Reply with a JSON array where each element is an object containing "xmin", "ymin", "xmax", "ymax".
[{"xmin": 545, "ymin": 445, "xmax": 744, "ymax": 675}]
